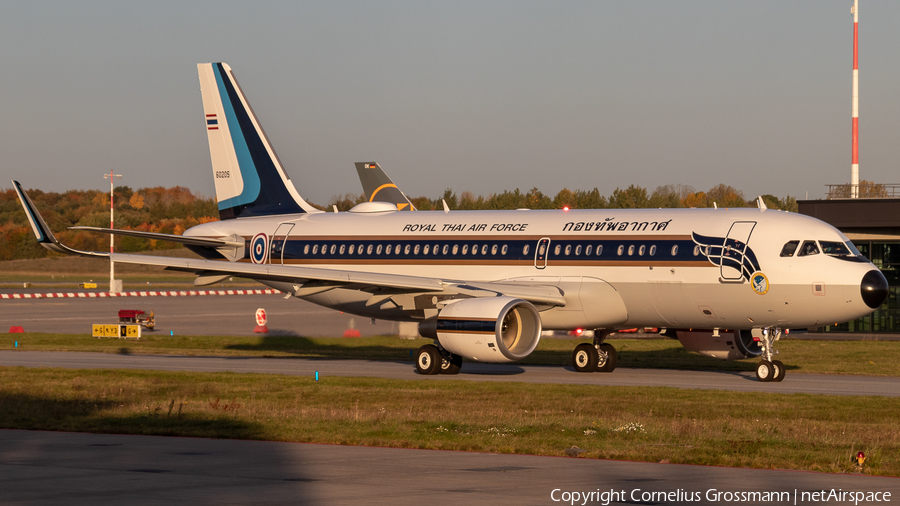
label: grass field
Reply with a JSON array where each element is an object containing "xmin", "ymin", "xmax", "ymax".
[
  {"xmin": 2, "ymin": 332, "xmax": 899, "ymax": 376},
  {"xmin": 1, "ymin": 366, "xmax": 896, "ymax": 476}
]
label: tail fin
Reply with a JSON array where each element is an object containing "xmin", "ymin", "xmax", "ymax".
[
  {"xmin": 197, "ymin": 62, "xmax": 320, "ymax": 219},
  {"xmin": 354, "ymin": 162, "xmax": 416, "ymax": 211}
]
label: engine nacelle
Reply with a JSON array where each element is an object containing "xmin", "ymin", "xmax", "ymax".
[
  {"xmin": 675, "ymin": 329, "xmax": 762, "ymax": 360},
  {"xmin": 418, "ymin": 297, "xmax": 542, "ymax": 363}
]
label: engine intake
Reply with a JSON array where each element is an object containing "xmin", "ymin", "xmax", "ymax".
[{"xmin": 418, "ymin": 297, "xmax": 541, "ymax": 363}]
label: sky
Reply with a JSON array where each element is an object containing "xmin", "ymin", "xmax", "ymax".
[{"xmin": 1, "ymin": 1, "xmax": 898, "ymax": 203}]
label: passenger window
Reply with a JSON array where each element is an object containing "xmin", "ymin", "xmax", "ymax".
[
  {"xmin": 413, "ymin": 244, "xmax": 420, "ymax": 255},
  {"xmin": 395, "ymin": 244, "xmax": 401, "ymax": 254},
  {"xmin": 386, "ymin": 245, "xmax": 393, "ymax": 255},
  {"xmin": 472, "ymin": 245, "xmax": 478, "ymax": 256},
  {"xmin": 312, "ymin": 245, "xmax": 319, "ymax": 254},
  {"xmin": 554, "ymin": 245, "xmax": 561, "ymax": 255},
  {"xmin": 523, "ymin": 244, "xmax": 530, "ymax": 256},
  {"xmin": 349, "ymin": 245, "xmax": 355, "ymax": 255},
  {"xmin": 321, "ymin": 243, "xmax": 327, "ymax": 254},
  {"xmin": 638, "ymin": 245, "xmax": 645, "ymax": 256},
  {"xmin": 798, "ymin": 241, "xmax": 820, "ymax": 257},
  {"xmin": 423, "ymin": 245, "xmax": 429, "ymax": 255},
  {"xmin": 481, "ymin": 244, "xmax": 488, "ymax": 255},
  {"xmin": 462, "ymin": 245, "xmax": 469, "ymax": 255},
  {"xmin": 780, "ymin": 241, "xmax": 799, "ymax": 257},
  {"xmin": 693, "ymin": 245, "xmax": 700, "ymax": 256},
  {"xmin": 596, "ymin": 245, "xmax": 603, "ymax": 256},
  {"xmin": 671, "ymin": 245, "xmax": 679, "ymax": 256},
  {"xmin": 501, "ymin": 244, "xmax": 508, "ymax": 255},
  {"xmin": 538, "ymin": 244, "xmax": 546, "ymax": 255},
  {"xmin": 442, "ymin": 244, "xmax": 449, "ymax": 255},
  {"xmin": 404, "ymin": 244, "xmax": 411, "ymax": 255},
  {"xmin": 585, "ymin": 245, "xmax": 592, "ymax": 256},
  {"xmin": 627, "ymin": 245, "xmax": 635, "ymax": 256},
  {"xmin": 575, "ymin": 245, "xmax": 582, "ymax": 256},
  {"xmin": 491, "ymin": 244, "xmax": 498, "ymax": 255},
  {"xmin": 617, "ymin": 245, "xmax": 624, "ymax": 256},
  {"xmin": 339, "ymin": 244, "xmax": 346, "ymax": 255},
  {"xmin": 649, "ymin": 245, "xmax": 656, "ymax": 256},
  {"xmin": 564, "ymin": 245, "xmax": 571, "ymax": 255},
  {"xmin": 453, "ymin": 245, "xmax": 459, "ymax": 255},
  {"xmin": 330, "ymin": 245, "xmax": 336, "ymax": 255},
  {"xmin": 376, "ymin": 244, "xmax": 383, "ymax": 254},
  {"xmin": 303, "ymin": 244, "xmax": 310, "ymax": 255}
]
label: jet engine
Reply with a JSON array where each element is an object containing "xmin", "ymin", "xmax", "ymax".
[
  {"xmin": 675, "ymin": 329, "xmax": 762, "ymax": 360},
  {"xmin": 418, "ymin": 297, "xmax": 541, "ymax": 363}
]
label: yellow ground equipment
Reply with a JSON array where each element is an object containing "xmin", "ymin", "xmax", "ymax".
[{"xmin": 118, "ymin": 309, "xmax": 155, "ymax": 330}]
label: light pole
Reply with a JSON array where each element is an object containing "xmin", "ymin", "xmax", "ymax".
[{"xmin": 104, "ymin": 170, "xmax": 122, "ymax": 293}]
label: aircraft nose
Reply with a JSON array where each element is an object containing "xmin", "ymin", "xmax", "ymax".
[{"xmin": 860, "ymin": 269, "xmax": 889, "ymax": 309}]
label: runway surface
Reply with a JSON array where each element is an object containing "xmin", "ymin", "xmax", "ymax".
[
  {"xmin": 3, "ymin": 351, "xmax": 899, "ymax": 397},
  {"xmin": 0, "ymin": 292, "xmax": 399, "ymax": 337},
  {"xmin": 2, "ymin": 430, "xmax": 896, "ymax": 506}
]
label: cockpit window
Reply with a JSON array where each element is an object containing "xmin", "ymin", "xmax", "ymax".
[
  {"xmin": 797, "ymin": 240, "xmax": 820, "ymax": 257},
  {"xmin": 845, "ymin": 241, "xmax": 865, "ymax": 258},
  {"xmin": 780, "ymin": 241, "xmax": 799, "ymax": 257},
  {"xmin": 820, "ymin": 241, "xmax": 852, "ymax": 256}
]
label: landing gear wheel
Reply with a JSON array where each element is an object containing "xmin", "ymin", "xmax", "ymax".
[
  {"xmin": 756, "ymin": 360, "xmax": 775, "ymax": 382},
  {"xmin": 440, "ymin": 353, "xmax": 463, "ymax": 375},
  {"xmin": 415, "ymin": 344, "xmax": 442, "ymax": 375},
  {"xmin": 771, "ymin": 360, "xmax": 785, "ymax": 382},
  {"xmin": 573, "ymin": 343, "xmax": 599, "ymax": 372},
  {"xmin": 596, "ymin": 343, "xmax": 618, "ymax": 373}
]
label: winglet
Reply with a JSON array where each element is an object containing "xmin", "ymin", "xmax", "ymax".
[
  {"xmin": 12, "ymin": 180, "xmax": 108, "ymax": 258},
  {"xmin": 756, "ymin": 196, "xmax": 767, "ymax": 211}
]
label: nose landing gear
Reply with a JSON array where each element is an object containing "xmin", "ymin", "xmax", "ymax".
[{"xmin": 755, "ymin": 327, "xmax": 785, "ymax": 382}]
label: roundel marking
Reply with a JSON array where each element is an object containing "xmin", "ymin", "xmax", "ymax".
[
  {"xmin": 250, "ymin": 233, "xmax": 268, "ymax": 264},
  {"xmin": 751, "ymin": 272, "xmax": 769, "ymax": 295}
]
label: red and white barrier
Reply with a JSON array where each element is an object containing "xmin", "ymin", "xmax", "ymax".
[{"xmin": 1, "ymin": 289, "xmax": 282, "ymax": 300}]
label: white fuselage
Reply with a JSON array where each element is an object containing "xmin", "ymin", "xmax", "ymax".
[{"xmin": 185, "ymin": 206, "xmax": 877, "ymax": 330}]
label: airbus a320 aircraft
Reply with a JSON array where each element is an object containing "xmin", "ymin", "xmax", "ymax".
[{"xmin": 14, "ymin": 62, "xmax": 888, "ymax": 382}]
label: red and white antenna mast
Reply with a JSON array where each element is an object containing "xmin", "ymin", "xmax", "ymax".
[{"xmin": 851, "ymin": 0, "xmax": 859, "ymax": 198}]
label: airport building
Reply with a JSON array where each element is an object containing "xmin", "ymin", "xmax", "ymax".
[{"xmin": 799, "ymin": 186, "xmax": 900, "ymax": 333}]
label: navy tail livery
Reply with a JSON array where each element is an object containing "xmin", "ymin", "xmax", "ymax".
[{"xmin": 14, "ymin": 62, "xmax": 889, "ymax": 382}]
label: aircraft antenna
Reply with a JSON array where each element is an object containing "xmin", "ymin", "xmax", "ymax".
[{"xmin": 850, "ymin": 0, "xmax": 860, "ymax": 198}]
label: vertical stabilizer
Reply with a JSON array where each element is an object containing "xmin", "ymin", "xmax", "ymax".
[
  {"xmin": 197, "ymin": 62, "xmax": 320, "ymax": 219},
  {"xmin": 354, "ymin": 162, "xmax": 416, "ymax": 211}
]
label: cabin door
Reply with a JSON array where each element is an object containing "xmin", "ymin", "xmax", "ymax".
[
  {"xmin": 720, "ymin": 221, "xmax": 756, "ymax": 280},
  {"xmin": 271, "ymin": 223, "xmax": 295, "ymax": 265},
  {"xmin": 534, "ymin": 238, "xmax": 551, "ymax": 269}
]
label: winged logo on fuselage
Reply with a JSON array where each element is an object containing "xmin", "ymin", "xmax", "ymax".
[{"xmin": 691, "ymin": 232, "xmax": 761, "ymax": 283}]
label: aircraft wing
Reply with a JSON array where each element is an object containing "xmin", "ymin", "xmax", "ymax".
[
  {"xmin": 14, "ymin": 179, "xmax": 564, "ymax": 307},
  {"xmin": 109, "ymin": 253, "xmax": 567, "ymax": 306},
  {"xmin": 69, "ymin": 227, "xmax": 244, "ymax": 248}
]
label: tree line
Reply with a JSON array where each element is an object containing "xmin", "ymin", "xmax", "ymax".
[{"xmin": 1, "ymin": 183, "xmax": 798, "ymax": 261}]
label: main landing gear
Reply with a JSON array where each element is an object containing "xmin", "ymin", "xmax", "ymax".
[
  {"xmin": 415, "ymin": 344, "xmax": 462, "ymax": 375},
  {"xmin": 573, "ymin": 331, "xmax": 617, "ymax": 373},
  {"xmin": 755, "ymin": 327, "xmax": 785, "ymax": 382}
]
